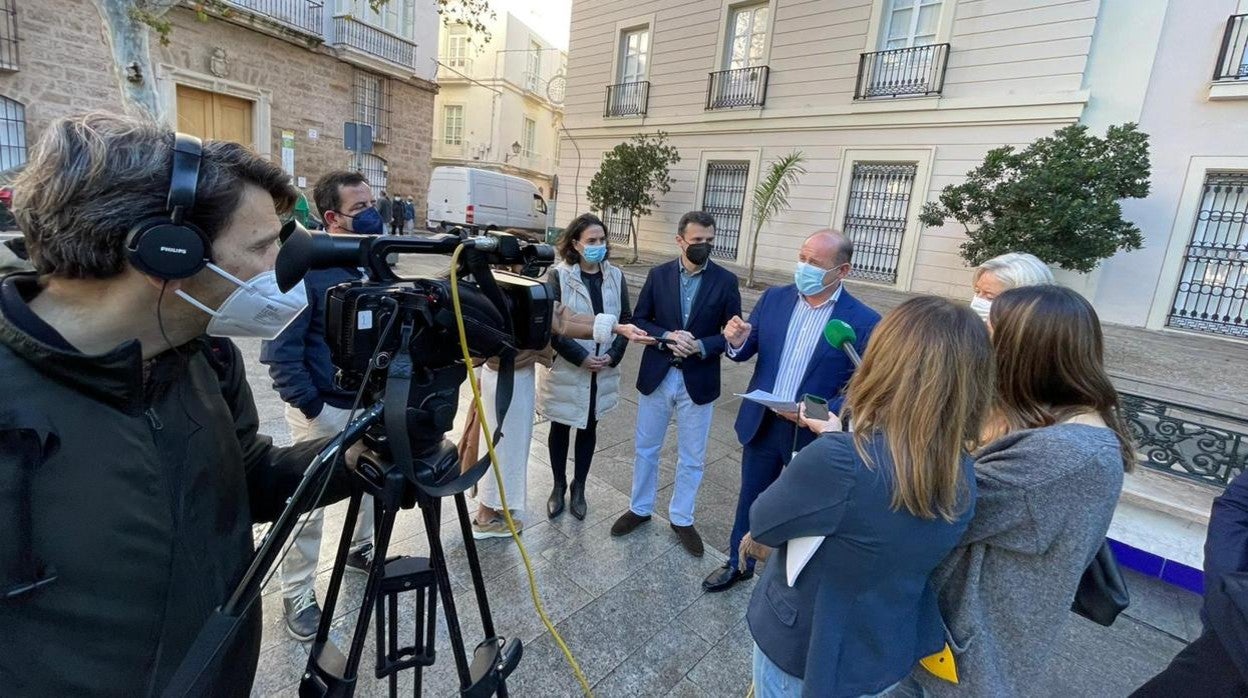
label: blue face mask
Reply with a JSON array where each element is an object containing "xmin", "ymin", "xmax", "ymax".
[
  {"xmin": 794, "ymin": 261, "xmax": 834, "ymax": 296},
  {"xmin": 581, "ymin": 244, "xmax": 607, "ymax": 264},
  {"xmin": 343, "ymin": 206, "xmax": 384, "ymax": 235}
]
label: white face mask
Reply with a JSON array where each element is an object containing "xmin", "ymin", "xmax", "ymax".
[
  {"xmin": 970, "ymin": 295, "xmax": 992, "ymax": 321},
  {"xmin": 176, "ymin": 263, "xmax": 308, "ymax": 340}
]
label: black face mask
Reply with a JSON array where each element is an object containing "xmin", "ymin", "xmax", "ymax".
[{"xmin": 685, "ymin": 242, "xmax": 712, "ymax": 266}]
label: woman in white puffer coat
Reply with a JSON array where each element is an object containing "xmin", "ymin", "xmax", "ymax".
[{"xmin": 537, "ymin": 213, "xmax": 633, "ymax": 521}]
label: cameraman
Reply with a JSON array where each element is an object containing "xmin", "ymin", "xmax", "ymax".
[
  {"xmin": 0, "ymin": 113, "xmax": 353, "ymax": 696},
  {"xmin": 260, "ymin": 170, "xmax": 378, "ymax": 641}
]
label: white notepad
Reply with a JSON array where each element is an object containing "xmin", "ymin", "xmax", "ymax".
[{"xmin": 786, "ymin": 536, "xmax": 825, "ymax": 587}]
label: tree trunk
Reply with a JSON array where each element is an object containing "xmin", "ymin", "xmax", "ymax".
[
  {"xmin": 745, "ymin": 218, "xmax": 763, "ymax": 289},
  {"xmin": 629, "ymin": 214, "xmax": 639, "ymax": 264},
  {"xmin": 94, "ymin": 0, "xmax": 178, "ymax": 118}
]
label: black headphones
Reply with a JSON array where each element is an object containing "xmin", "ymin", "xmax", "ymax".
[{"xmin": 125, "ymin": 133, "xmax": 212, "ymax": 280}]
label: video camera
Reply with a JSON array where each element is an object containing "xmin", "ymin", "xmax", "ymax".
[{"xmin": 276, "ymin": 225, "xmax": 556, "ymax": 389}]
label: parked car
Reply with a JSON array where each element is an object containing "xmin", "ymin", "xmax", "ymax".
[{"xmin": 426, "ymin": 166, "xmax": 548, "ymax": 234}]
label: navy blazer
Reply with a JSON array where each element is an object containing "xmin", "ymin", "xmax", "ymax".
[
  {"xmin": 633, "ymin": 259, "xmax": 742, "ymax": 405},
  {"xmin": 748, "ymin": 433, "xmax": 976, "ymax": 697},
  {"xmin": 729, "ymin": 284, "xmax": 879, "ymax": 446},
  {"xmin": 259, "ymin": 267, "xmax": 361, "ymax": 418}
]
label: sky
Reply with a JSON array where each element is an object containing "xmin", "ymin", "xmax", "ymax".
[{"xmin": 490, "ymin": 0, "xmax": 573, "ymax": 50}]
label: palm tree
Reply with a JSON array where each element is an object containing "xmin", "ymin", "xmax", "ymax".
[{"xmin": 745, "ymin": 152, "xmax": 807, "ymax": 288}]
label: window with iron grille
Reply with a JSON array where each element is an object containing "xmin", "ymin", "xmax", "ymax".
[
  {"xmin": 354, "ymin": 152, "xmax": 387, "ymax": 191},
  {"xmin": 443, "ymin": 105, "xmax": 463, "ymax": 145},
  {"xmin": 353, "ymin": 70, "xmax": 391, "ymax": 144},
  {"xmin": 0, "ymin": 96, "xmax": 26, "ymax": 171},
  {"xmin": 602, "ymin": 207, "xmax": 632, "ymax": 245},
  {"xmin": 1168, "ymin": 171, "xmax": 1248, "ymax": 338},
  {"xmin": 701, "ymin": 161, "xmax": 749, "ymax": 260},
  {"xmin": 841, "ymin": 162, "xmax": 917, "ymax": 284},
  {"xmin": 0, "ymin": 0, "xmax": 17, "ymax": 71}
]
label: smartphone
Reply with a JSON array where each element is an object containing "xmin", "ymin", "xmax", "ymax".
[
  {"xmin": 802, "ymin": 394, "xmax": 829, "ymax": 421},
  {"xmin": 654, "ymin": 336, "xmax": 677, "ymax": 347}
]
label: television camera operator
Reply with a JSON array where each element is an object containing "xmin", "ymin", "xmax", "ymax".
[{"xmin": 0, "ymin": 113, "xmax": 361, "ymax": 697}]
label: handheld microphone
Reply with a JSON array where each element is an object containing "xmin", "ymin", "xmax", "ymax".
[{"xmin": 823, "ymin": 319, "xmax": 862, "ymax": 367}]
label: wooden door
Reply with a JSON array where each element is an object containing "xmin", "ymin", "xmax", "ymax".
[{"xmin": 176, "ymin": 85, "xmax": 254, "ymax": 147}]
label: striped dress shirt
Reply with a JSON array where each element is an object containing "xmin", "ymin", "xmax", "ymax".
[{"xmin": 770, "ymin": 285, "xmax": 842, "ymax": 402}]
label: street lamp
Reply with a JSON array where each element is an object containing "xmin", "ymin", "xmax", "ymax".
[{"xmin": 504, "ymin": 140, "xmax": 522, "ymax": 162}]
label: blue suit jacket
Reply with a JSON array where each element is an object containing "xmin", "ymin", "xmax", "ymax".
[
  {"xmin": 633, "ymin": 259, "xmax": 742, "ymax": 405},
  {"xmin": 748, "ymin": 433, "xmax": 976, "ymax": 696},
  {"xmin": 729, "ymin": 284, "xmax": 879, "ymax": 446}
]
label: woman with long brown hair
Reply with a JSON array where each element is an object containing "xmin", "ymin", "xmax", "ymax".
[
  {"xmin": 913, "ymin": 284, "xmax": 1133, "ymax": 697},
  {"xmin": 745, "ymin": 296, "xmax": 993, "ymax": 698}
]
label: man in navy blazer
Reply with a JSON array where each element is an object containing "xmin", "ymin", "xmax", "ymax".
[
  {"xmin": 611, "ymin": 212, "xmax": 742, "ymax": 557},
  {"xmin": 703, "ymin": 230, "xmax": 879, "ymax": 592}
]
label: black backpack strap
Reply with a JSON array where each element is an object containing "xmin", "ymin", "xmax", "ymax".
[{"xmin": 0, "ymin": 407, "xmax": 60, "ymax": 600}]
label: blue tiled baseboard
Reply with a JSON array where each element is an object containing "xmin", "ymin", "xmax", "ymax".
[{"xmin": 1108, "ymin": 538, "xmax": 1204, "ymax": 595}]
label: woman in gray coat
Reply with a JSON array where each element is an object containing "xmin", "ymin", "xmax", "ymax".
[{"xmin": 913, "ymin": 285, "xmax": 1134, "ymax": 697}]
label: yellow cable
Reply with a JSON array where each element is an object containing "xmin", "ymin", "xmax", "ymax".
[{"xmin": 449, "ymin": 245, "xmax": 594, "ymax": 697}]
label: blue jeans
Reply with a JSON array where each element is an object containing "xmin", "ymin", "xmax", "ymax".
[
  {"xmin": 629, "ymin": 370, "xmax": 714, "ymax": 526},
  {"xmin": 751, "ymin": 643, "xmax": 917, "ymax": 698}
]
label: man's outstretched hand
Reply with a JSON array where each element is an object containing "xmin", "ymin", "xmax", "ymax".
[{"xmin": 615, "ymin": 323, "xmax": 655, "ymax": 344}]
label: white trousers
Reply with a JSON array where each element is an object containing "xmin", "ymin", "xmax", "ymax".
[
  {"xmin": 278, "ymin": 404, "xmax": 375, "ymax": 599},
  {"xmin": 476, "ymin": 365, "xmax": 536, "ymax": 516}
]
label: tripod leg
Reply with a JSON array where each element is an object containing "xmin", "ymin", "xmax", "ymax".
[
  {"xmin": 419, "ymin": 496, "xmax": 475, "ymax": 691},
  {"xmin": 342, "ymin": 477, "xmax": 401, "ymax": 680},
  {"xmin": 453, "ymin": 493, "xmax": 510, "ymax": 697},
  {"xmin": 313, "ymin": 490, "xmax": 363, "ymax": 647}
]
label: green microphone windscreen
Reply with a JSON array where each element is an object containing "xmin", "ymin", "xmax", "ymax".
[{"xmin": 823, "ymin": 319, "xmax": 857, "ymax": 349}]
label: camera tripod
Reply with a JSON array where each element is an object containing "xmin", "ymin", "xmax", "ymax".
[{"xmin": 164, "ymin": 350, "xmax": 523, "ymax": 698}]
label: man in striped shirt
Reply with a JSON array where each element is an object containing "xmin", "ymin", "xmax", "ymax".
[{"xmin": 702, "ymin": 230, "xmax": 880, "ymax": 593}]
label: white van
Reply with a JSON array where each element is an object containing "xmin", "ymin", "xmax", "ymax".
[{"xmin": 426, "ymin": 166, "xmax": 549, "ymax": 234}]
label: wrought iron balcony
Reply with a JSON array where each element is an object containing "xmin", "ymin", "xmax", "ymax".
[
  {"xmin": 225, "ymin": 0, "xmax": 323, "ymax": 36},
  {"xmin": 854, "ymin": 43, "xmax": 950, "ymax": 100},
  {"xmin": 1121, "ymin": 391, "xmax": 1246, "ymax": 488},
  {"xmin": 706, "ymin": 66, "xmax": 769, "ymax": 110},
  {"xmin": 439, "ymin": 56, "xmax": 474, "ymax": 77},
  {"xmin": 1215, "ymin": 14, "xmax": 1248, "ymax": 80},
  {"xmin": 604, "ymin": 81, "xmax": 650, "ymax": 117},
  {"xmin": 332, "ymin": 15, "xmax": 418, "ymax": 71}
]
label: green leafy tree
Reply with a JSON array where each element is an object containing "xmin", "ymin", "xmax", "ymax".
[
  {"xmin": 106, "ymin": 0, "xmax": 493, "ymax": 115},
  {"xmin": 745, "ymin": 152, "xmax": 806, "ymax": 288},
  {"xmin": 585, "ymin": 132, "xmax": 682, "ymax": 263},
  {"xmin": 917, "ymin": 123, "xmax": 1151, "ymax": 273}
]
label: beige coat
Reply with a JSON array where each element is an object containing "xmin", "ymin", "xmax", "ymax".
[{"xmin": 536, "ymin": 262, "xmax": 623, "ymax": 429}]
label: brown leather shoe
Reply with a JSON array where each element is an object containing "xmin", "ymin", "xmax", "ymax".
[
  {"xmin": 671, "ymin": 523, "xmax": 704, "ymax": 557},
  {"xmin": 610, "ymin": 511, "xmax": 651, "ymax": 537}
]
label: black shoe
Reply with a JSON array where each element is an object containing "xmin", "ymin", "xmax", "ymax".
[
  {"xmin": 701, "ymin": 564, "xmax": 753, "ymax": 593},
  {"xmin": 282, "ymin": 589, "xmax": 322, "ymax": 642},
  {"xmin": 547, "ymin": 480, "xmax": 567, "ymax": 519},
  {"xmin": 569, "ymin": 480, "xmax": 587, "ymax": 521},
  {"xmin": 345, "ymin": 542, "xmax": 373, "ymax": 575},
  {"xmin": 611, "ymin": 511, "xmax": 652, "ymax": 537},
  {"xmin": 671, "ymin": 524, "xmax": 704, "ymax": 557}
]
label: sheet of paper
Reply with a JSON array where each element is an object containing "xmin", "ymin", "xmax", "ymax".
[
  {"xmin": 735, "ymin": 390, "xmax": 797, "ymax": 412},
  {"xmin": 786, "ymin": 536, "xmax": 825, "ymax": 587}
]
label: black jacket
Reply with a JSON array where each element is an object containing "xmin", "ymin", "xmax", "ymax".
[
  {"xmin": 632, "ymin": 259, "xmax": 741, "ymax": 405},
  {"xmin": 259, "ymin": 266, "xmax": 361, "ymax": 417},
  {"xmin": 0, "ymin": 273, "xmax": 347, "ymax": 697}
]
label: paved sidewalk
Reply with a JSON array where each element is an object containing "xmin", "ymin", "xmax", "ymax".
[{"xmin": 241, "ymin": 254, "xmax": 1200, "ymax": 696}]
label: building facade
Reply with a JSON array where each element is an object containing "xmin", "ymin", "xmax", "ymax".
[
  {"xmin": 558, "ymin": 0, "xmax": 1248, "ymax": 347},
  {"xmin": 0, "ymin": 0, "xmax": 440, "ymax": 219},
  {"xmin": 432, "ymin": 13, "xmax": 566, "ymax": 208}
]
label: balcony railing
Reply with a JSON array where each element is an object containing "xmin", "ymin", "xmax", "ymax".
[
  {"xmin": 854, "ymin": 43, "xmax": 950, "ymax": 99},
  {"xmin": 225, "ymin": 0, "xmax": 322, "ymax": 36},
  {"xmin": 439, "ymin": 57, "xmax": 474, "ymax": 76},
  {"xmin": 1215, "ymin": 14, "xmax": 1248, "ymax": 80},
  {"xmin": 332, "ymin": 15, "xmax": 417, "ymax": 71},
  {"xmin": 604, "ymin": 81, "xmax": 650, "ymax": 117},
  {"xmin": 706, "ymin": 66, "xmax": 769, "ymax": 110},
  {"xmin": 1121, "ymin": 391, "xmax": 1247, "ymax": 488}
]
